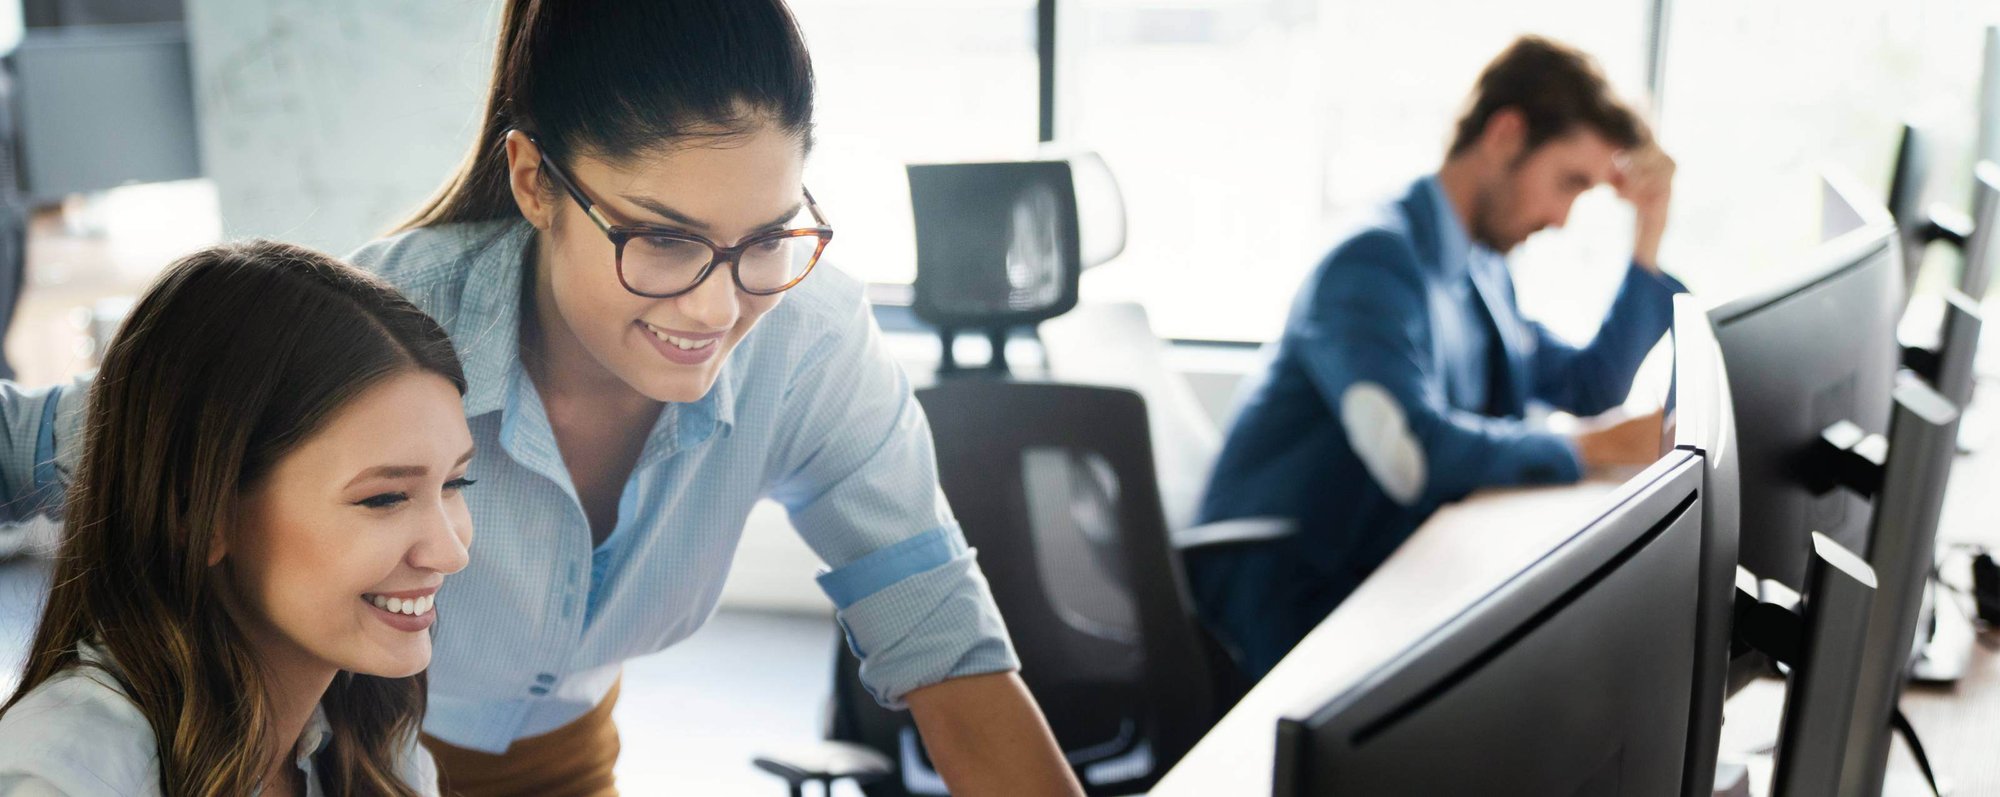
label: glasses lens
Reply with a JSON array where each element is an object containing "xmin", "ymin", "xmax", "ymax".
[
  {"xmin": 735, "ymin": 234, "xmax": 822, "ymax": 293},
  {"xmin": 621, "ymin": 236, "xmax": 715, "ymax": 295}
]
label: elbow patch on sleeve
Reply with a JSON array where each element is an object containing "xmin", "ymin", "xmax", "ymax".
[{"xmin": 1340, "ymin": 381, "xmax": 1426, "ymax": 506}]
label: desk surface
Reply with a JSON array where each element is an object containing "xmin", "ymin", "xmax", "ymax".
[{"xmin": 1150, "ymin": 476, "xmax": 1628, "ymax": 796}]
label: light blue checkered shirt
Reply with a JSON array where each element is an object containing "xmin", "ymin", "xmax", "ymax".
[{"xmin": 1, "ymin": 219, "xmax": 1019, "ymax": 754}]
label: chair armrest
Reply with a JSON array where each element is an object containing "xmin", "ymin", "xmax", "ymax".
[
  {"xmin": 752, "ymin": 741, "xmax": 894, "ymax": 786},
  {"xmin": 1174, "ymin": 517, "xmax": 1296, "ymax": 551}
]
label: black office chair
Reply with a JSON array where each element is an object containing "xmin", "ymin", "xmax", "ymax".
[
  {"xmin": 907, "ymin": 151, "xmax": 1126, "ymax": 375},
  {"xmin": 810, "ymin": 380, "xmax": 1230, "ymax": 796}
]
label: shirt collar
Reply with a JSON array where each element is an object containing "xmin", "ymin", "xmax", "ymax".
[
  {"xmin": 78, "ymin": 640, "xmax": 332, "ymax": 795},
  {"xmin": 453, "ymin": 221, "xmax": 737, "ymax": 442},
  {"xmin": 1422, "ymin": 174, "xmax": 1476, "ymax": 283},
  {"xmin": 294, "ymin": 705, "xmax": 332, "ymax": 768}
]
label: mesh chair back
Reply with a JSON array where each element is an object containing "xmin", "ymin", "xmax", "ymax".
[
  {"xmin": 908, "ymin": 161, "xmax": 1081, "ymax": 329},
  {"xmin": 831, "ymin": 380, "xmax": 1218, "ymax": 795}
]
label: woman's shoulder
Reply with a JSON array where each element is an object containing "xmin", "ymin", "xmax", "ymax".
[
  {"xmin": 346, "ymin": 219, "xmax": 530, "ymax": 293},
  {"xmin": 0, "ymin": 665, "xmax": 160, "ymax": 795},
  {"xmin": 750, "ymin": 260, "xmax": 872, "ymax": 356}
]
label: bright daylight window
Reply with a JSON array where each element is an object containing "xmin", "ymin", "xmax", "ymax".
[
  {"xmin": 1065, "ymin": 0, "xmax": 1652, "ymax": 343},
  {"xmin": 750, "ymin": 1, "xmax": 1998, "ymax": 343},
  {"xmin": 794, "ymin": 0, "xmax": 1041, "ymax": 289},
  {"xmin": 1658, "ymin": 1, "xmax": 1994, "ymax": 305}
]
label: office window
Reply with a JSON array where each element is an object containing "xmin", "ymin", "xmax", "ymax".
[
  {"xmin": 792, "ymin": 0, "xmax": 1041, "ymax": 287},
  {"xmin": 1658, "ymin": 1, "xmax": 1993, "ymax": 301},
  {"xmin": 1064, "ymin": 0, "xmax": 1654, "ymax": 343}
]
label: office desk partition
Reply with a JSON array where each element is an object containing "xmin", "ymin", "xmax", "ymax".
[{"xmin": 1151, "ymin": 476, "xmax": 1625, "ymax": 796}]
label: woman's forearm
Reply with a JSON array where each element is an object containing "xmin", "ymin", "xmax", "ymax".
[{"xmin": 904, "ymin": 672, "xmax": 1083, "ymax": 797}]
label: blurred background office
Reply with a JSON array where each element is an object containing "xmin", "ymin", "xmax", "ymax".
[{"xmin": 0, "ymin": 0, "xmax": 1996, "ymax": 794}]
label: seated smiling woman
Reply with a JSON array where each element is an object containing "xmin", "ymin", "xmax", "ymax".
[{"xmin": 0, "ymin": 241, "xmax": 474, "ymax": 796}]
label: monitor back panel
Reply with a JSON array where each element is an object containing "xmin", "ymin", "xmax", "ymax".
[
  {"xmin": 1711, "ymin": 238, "xmax": 1899, "ymax": 588},
  {"xmin": 1283, "ymin": 456, "xmax": 1703, "ymax": 797}
]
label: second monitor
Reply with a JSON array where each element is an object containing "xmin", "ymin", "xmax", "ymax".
[
  {"xmin": 1271, "ymin": 453, "xmax": 1706, "ymax": 796},
  {"xmin": 1709, "ymin": 172, "xmax": 1903, "ymax": 590}
]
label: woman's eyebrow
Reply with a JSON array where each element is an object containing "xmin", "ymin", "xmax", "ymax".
[
  {"xmin": 617, "ymin": 195, "xmax": 805, "ymax": 232},
  {"xmin": 345, "ymin": 465, "xmax": 427, "ymax": 488},
  {"xmin": 344, "ymin": 447, "xmax": 475, "ymax": 489},
  {"xmin": 620, "ymin": 194, "xmax": 708, "ymax": 230}
]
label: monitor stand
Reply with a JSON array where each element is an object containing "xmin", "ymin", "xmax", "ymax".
[
  {"xmin": 1712, "ymin": 761, "xmax": 1753, "ymax": 797},
  {"xmin": 1909, "ymin": 580, "xmax": 1976, "ymax": 684},
  {"xmin": 934, "ymin": 326, "xmax": 1018, "ymax": 375}
]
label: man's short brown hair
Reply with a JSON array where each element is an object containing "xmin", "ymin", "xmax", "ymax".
[{"xmin": 1447, "ymin": 35, "xmax": 1647, "ymax": 159}]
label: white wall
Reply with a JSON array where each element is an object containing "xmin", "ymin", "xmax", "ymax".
[{"xmin": 184, "ymin": 0, "xmax": 500, "ymax": 255}]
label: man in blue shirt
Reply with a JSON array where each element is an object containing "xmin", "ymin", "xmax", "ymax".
[{"xmin": 1188, "ymin": 36, "xmax": 1686, "ymax": 678}]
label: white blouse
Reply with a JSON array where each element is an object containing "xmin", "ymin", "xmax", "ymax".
[{"xmin": 0, "ymin": 645, "xmax": 438, "ymax": 796}]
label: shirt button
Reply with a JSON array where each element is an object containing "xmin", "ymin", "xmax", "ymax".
[
  {"xmin": 529, "ymin": 685, "xmax": 550, "ymax": 696},
  {"xmin": 536, "ymin": 673, "xmax": 556, "ymax": 684}
]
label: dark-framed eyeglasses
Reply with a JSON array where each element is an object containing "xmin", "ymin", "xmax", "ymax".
[{"xmin": 523, "ymin": 132, "xmax": 834, "ymax": 299}]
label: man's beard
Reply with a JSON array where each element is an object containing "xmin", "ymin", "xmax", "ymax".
[
  {"xmin": 1469, "ymin": 187, "xmax": 1525, "ymax": 253},
  {"xmin": 1469, "ymin": 162, "xmax": 1532, "ymax": 253}
]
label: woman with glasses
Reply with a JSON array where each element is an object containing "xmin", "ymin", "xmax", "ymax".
[
  {"xmin": 2, "ymin": 1, "xmax": 1077, "ymax": 794},
  {"xmin": 343, "ymin": 1, "xmax": 1076, "ymax": 794}
]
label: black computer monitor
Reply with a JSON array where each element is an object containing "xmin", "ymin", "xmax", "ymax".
[
  {"xmin": 1882, "ymin": 128, "xmax": 1999, "ymax": 308},
  {"xmin": 1272, "ymin": 454, "xmax": 1705, "ymax": 796},
  {"xmin": 1960, "ymin": 161, "xmax": 1999, "ymax": 300},
  {"xmin": 1887, "ymin": 124, "xmax": 1934, "ymax": 301},
  {"xmin": 1710, "ymin": 175, "xmax": 1902, "ymax": 590},
  {"xmin": 1668, "ymin": 295, "xmax": 1741, "ymax": 797}
]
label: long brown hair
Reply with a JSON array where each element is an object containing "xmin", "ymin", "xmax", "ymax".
[
  {"xmin": 398, "ymin": 0, "xmax": 817, "ymax": 231},
  {"xmin": 0, "ymin": 241, "xmax": 466, "ymax": 796}
]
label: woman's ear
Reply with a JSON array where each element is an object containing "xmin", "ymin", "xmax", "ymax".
[
  {"xmin": 504, "ymin": 130, "xmax": 557, "ymax": 231},
  {"xmin": 206, "ymin": 524, "xmax": 228, "ymax": 567}
]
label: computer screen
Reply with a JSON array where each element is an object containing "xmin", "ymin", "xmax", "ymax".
[
  {"xmin": 1884, "ymin": 124, "xmax": 1931, "ymax": 301},
  {"xmin": 1710, "ymin": 175, "xmax": 1901, "ymax": 590},
  {"xmin": 1272, "ymin": 454, "xmax": 1704, "ymax": 797},
  {"xmin": 1669, "ymin": 295, "xmax": 1740, "ymax": 795}
]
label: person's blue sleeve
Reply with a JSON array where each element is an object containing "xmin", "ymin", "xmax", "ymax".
[
  {"xmin": 0, "ymin": 375, "xmax": 90, "ymax": 523},
  {"xmin": 1526, "ymin": 262, "xmax": 1688, "ymax": 416},
  {"xmin": 1296, "ymin": 231, "xmax": 1582, "ymax": 504},
  {"xmin": 767, "ymin": 290, "xmax": 1019, "ymax": 710}
]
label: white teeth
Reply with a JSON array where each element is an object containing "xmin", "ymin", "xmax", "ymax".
[
  {"xmin": 366, "ymin": 594, "xmax": 433, "ymax": 615},
  {"xmin": 642, "ymin": 324, "xmax": 716, "ymax": 351}
]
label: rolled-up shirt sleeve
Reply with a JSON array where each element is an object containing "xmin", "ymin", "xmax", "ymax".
[
  {"xmin": 0, "ymin": 374, "xmax": 90, "ymax": 524},
  {"xmin": 768, "ymin": 293, "xmax": 1019, "ymax": 709}
]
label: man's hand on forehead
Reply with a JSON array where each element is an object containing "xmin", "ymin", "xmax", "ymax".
[{"xmin": 1613, "ymin": 143, "xmax": 1676, "ymax": 199}]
